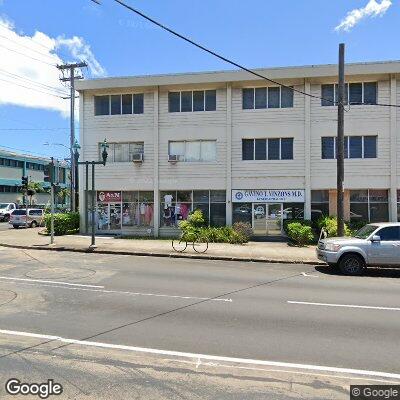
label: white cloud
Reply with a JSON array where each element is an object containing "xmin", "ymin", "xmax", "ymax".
[
  {"xmin": 335, "ymin": 0, "xmax": 392, "ymax": 31},
  {"xmin": 56, "ymin": 36, "xmax": 106, "ymax": 77},
  {"xmin": 0, "ymin": 16, "xmax": 105, "ymax": 117}
]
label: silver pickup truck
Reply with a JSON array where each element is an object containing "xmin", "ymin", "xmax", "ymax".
[{"xmin": 316, "ymin": 223, "xmax": 400, "ymax": 275}]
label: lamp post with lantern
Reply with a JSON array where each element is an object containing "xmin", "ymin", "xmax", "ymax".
[{"xmin": 73, "ymin": 139, "xmax": 108, "ymax": 248}]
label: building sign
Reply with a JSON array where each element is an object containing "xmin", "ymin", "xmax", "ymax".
[
  {"xmin": 232, "ymin": 189, "xmax": 305, "ymax": 203},
  {"xmin": 97, "ymin": 191, "xmax": 122, "ymax": 203}
]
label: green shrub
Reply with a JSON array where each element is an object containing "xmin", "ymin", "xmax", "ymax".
[
  {"xmin": 44, "ymin": 212, "xmax": 80, "ymax": 236},
  {"xmin": 283, "ymin": 219, "xmax": 312, "ymax": 234},
  {"xmin": 179, "ymin": 210, "xmax": 248, "ymax": 244},
  {"xmin": 286, "ymin": 222, "xmax": 314, "ymax": 246},
  {"xmin": 232, "ymin": 222, "xmax": 253, "ymax": 243},
  {"xmin": 317, "ymin": 216, "xmax": 352, "ymax": 237}
]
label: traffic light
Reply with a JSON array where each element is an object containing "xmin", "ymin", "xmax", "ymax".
[
  {"xmin": 44, "ymin": 161, "xmax": 55, "ymax": 184},
  {"xmin": 21, "ymin": 176, "xmax": 28, "ymax": 190}
]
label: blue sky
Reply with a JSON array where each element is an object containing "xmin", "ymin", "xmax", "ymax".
[{"xmin": 0, "ymin": 0, "xmax": 397, "ymax": 160}]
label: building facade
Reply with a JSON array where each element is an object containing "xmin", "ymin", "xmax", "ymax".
[
  {"xmin": 76, "ymin": 61, "xmax": 400, "ymax": 237},
  {"xmin": 0, "ymin": 148, "xmax": 70, "ymax": 207}
]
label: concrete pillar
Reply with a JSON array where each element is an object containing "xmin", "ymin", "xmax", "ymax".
[
  {"xmin": 389, "ymin": 75, "xmax": 398, "ymax": 222},
  {"xmin": 225, "ymin": 83, "xmax": 233, "ymax": 226},
  {"xmin": 329, "ymin": 189, "xmax": 337, "ymax": 216},
  {"xmin": 153, "ymin": 87, "xmax": 160, "ymax": 236},
  {"xmin": 304, "ymin": 79, "xmax": 312, "ymax": 220}
]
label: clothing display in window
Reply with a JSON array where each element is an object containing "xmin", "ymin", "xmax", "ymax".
[{"xmin": 164, "ymin": 194, "xmax": 173, "ymax": 208}]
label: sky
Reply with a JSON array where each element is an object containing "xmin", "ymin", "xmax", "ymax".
[{"xmin": 0, "ymin": 0, "xmax": 398, "ymax": 160}]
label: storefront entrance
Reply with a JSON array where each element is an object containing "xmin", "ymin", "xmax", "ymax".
[
  {"xmin": 97, "ymin": 202, "xmax": 122, "ymax": 231},
  {"xmin": 252, "ymin": 203, "xmax": 283, "ymax": 236}
]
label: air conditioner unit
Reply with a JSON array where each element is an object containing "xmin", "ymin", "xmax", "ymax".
[
  {"xmin": 132, "ymin": 153, "xmax": 144, "ymax": 163},
  {"xmin": 168, "ymin": 154, "xmax": 180, "ymax": 163}
]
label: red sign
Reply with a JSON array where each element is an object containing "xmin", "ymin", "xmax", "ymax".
[{"xmin": 97, "ymin": 191, "xmax": 121, "ymax": 203}]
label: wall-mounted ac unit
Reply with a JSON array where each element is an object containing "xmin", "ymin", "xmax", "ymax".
[
  {"xmin": 132, "ymin": 153, "xmax": 144, "ymax": 163},
  {"xmin": 168, "ymin": 154, "xmax": 180, "ymax": 163}
]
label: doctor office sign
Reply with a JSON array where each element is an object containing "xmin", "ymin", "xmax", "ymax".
[{"xmin": 232, "ymin": 189, "xmax": 305, "ymax": 203}]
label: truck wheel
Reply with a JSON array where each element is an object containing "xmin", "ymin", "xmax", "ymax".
[
  {"xmin": 339, "ymin": 254, "xmax": 365, "ymax": 276},
  {"xmin": 30, "ymin": 221, "xmax": 37, "ymax": 228},
  {"xmin": 3, "ymin": 215, "xmax": 9, "ymax": 222}
]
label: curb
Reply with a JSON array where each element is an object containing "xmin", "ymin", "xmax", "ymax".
[{"xmin": 0, "ymin": 242, "xmax": 324, "ymax": 266}]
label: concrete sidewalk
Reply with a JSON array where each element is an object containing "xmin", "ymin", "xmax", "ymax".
[{"xmin": 0, "ymin": 226, "xmax": 322, "ymax": 265}]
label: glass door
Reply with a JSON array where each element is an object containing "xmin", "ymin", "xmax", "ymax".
[
  {"xmin": 252, "ymin": 203, "xmax": 267, "ymax": 235},
  {"xmin": 97, "ymin": 204, "xmax": 109, "ymax": 231},
  {"xmin": 109, "ymin": 203, "xmax": 122, "ymax": 230},
  {"xmin": 266, "ymin": 203, "xmax": 283, "ymax": 236}
]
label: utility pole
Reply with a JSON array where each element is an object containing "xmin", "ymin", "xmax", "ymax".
[
  {"xmin": 57, "ymin": 62, "xmax": 87, "ymax": 213},
  {"xmin": 337, "ymin": 43, "xmax": 345, "ymax": 237},
  {"xmin": 50, "ymin": 158, "xmax": 55, "ymax": 245}
]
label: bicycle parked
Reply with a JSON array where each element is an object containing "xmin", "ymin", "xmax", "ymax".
[{"xmin": 172, "ymin": 234, "xmax": 208, "ymax": 253}]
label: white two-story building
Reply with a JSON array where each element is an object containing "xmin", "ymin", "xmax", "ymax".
[{"xmin": 76, "ymin": 61, "xmax": 400, "ymax": 237}]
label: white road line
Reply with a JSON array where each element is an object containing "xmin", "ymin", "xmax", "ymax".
[
  {"xmin": 288, "ymin": 301, "xmax": 400, "ymax": 311},
  {"xmin": 0, "ymin": 276, "xmax": 104, "ymax": 288},
  {"xmin": 3, "ymin": 281, "xmax": 232, "ymax": 302},
  {"xmin": 301, "ymin": 272, "xmax": 319, "ymax": 278},
  {"xmin": 0, "ymin": 328, "xmax": 399, "ymax": 381}
]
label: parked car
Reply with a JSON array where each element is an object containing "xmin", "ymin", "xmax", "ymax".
[
  {"xmin": 0, "ymin": 203, "xmax": 18, "ymax": 222},
  {"xmin": 316, "ymin": 222, "xmax": 400, "ymax": 275},
  {"xmin": 9, "ymin": 209, "xmax": 45, "ymax": 228}
]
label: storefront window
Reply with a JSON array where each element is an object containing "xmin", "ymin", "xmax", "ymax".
[
  {"xmin": 350, "ymin": 189, "xmax": 388, "ymax": 223},
  {"xmin": 232, "ymin": 202, "xmax": 252, "ymax": 225},
  {"xmin": 282, "ymin": 203, "xmax": 304, "ymax": 220},
  {"xmin": 97, "ymin": 190, "xmax": 154, "ymax": 231},
  {"xmin": 311, "ymin": 190, "xmax": 329, "ymax": 221},
  {"xmin": 160, "ymin": 190, "xmax": 226, "ymax": 227},
  {"xmin": 369, "ymin": 190, "xmax": 388, "ymax": 222},
  {"xmin": 350, "ymin": 190, "xmax": 369, "ymax": 222}
]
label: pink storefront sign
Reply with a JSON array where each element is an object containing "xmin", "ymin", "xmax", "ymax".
[{"xmin": 97, "ymin": 191, "xmax": 122, "ymax": 203}]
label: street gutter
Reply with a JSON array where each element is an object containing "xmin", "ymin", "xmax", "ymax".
[{"xmin": 0, "ymin": 242, "xmax": 323, "ymax": 266}]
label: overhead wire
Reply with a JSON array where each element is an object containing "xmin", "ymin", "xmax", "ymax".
[
  {"xmin": 0, "ymin": 77, "xmax": 65, "ymax": 98},
  {"xmin": 0, "ymin": 68, "xmax": 69, "ymax": 96},
  {"xmin": 0, "ymin": 43, "xmax": 57, "ymax": 66},
  {"xmin": 103, "ymin": 0, "xmax": 400, "ymax": 109}
]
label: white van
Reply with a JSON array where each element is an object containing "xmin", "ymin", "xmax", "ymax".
[{"xmin": 9, "ymin": 209, "xmax": 44, "ymax": 228}]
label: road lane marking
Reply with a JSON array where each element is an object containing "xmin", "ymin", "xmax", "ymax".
[
  {"xmin": 0, "ymin": 276, "xmax": 104, "ymax": 288},
  {"xmin": 1, "ymin": 281, "xmax": 232, "ymax": 302},
  {"xmin": 301, "ymin": 272, "xmax": 318, "ymax": 278},
  {"xmin": 0, "ymin": 328, "xmax": 399, "ymax": 380},
  {"xmin": 288, "ymin": 301, "xmax": 400, "ymax": 311}
]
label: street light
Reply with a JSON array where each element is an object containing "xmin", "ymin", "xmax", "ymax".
[
  {"xmin": 44, "ymin": 142, "xmax": 73, "ymax": 210},
  {"xmin": 75, "ymin": 138, "xmax": 108, "ymax": 249}
]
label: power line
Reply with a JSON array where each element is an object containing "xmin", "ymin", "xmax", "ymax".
[
  {"xmin": 0, "ymin": 77, "xmax": 65, "ymax": 98},
  {"xmin": 111, "ymin": 0, "xmax": 335, "ymax": 105},
  {"xmin": 0, "ymin": 69, "xmax": 69, "ymax": 96},
  {"xmin": 107, "ymin": 0, "xmax": 400, "ymax": 109},
  {"xmin": 0, "ymin": 43, "xmax": 57, "ymax": 66},
  {"xmin": 0, "ymin": 144, "xmax": 56, "ymax": 158},
  {"xmin": 0, "ymin": 69, "xmax": 68, "ymax": 96},
  {"xmin": 0, "ymin": 34, "xmax": 58, "ymax": 62}
]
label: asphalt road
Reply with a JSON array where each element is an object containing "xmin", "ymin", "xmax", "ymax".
[
  {"xmin": 0, "ymin": 222, "xmax": 11, "ymax": 231},
  {"xmin": 0, "ymin": 247, "xmax": 399, "ymax": 399}
]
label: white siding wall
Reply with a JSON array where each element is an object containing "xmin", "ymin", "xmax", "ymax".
[
  {"xmin": 82, "ymin": 89, "xmax": 155, "ymax": 190},
  {"xmin": 158, "ymin": 87, "xmax": 227, "ymax": 190},
  {"xmin": 231, "ymin": 84, "xmax": 305, "ymax": 190},
  {"xmin": 79, "ymin": 70, "xmax": 400, "ymax": 230},
  {"xmin": 310, "ymin": 80, "xmax": 392, "ymax": 189}
]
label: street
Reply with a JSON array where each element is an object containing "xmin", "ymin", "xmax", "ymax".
[
  {"xmin": 0, "ymin": 222, "xmax": 11, "ymax": 232},
  {"xmin": 0, "ymin": 247, "xmax": 399, "ymax": 399}
]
